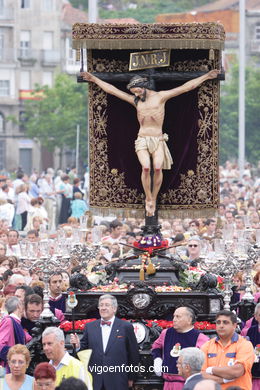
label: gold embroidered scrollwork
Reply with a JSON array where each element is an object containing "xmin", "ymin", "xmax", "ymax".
[{"xmin": 88, "ymin": 51, "xmax": 219, "ymax": 216}]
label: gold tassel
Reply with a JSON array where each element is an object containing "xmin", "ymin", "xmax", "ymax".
[
  {"xmin": 76, "ymin": 49, "xmax": 81, "ymax": 62},
  {"xmin": 209, "ymin": 48, "xmax": 215, "ymax": 60},
  {"xmin": 140, "ymin": 255, "xmax": 146, "ymax": 281},
  {"xmin": 146, "ymin": 255, "xmax": 156, "ymax": 275},
  {"xmin": 139, "ymin": 266, "xmax": 145, "ymax": 281}
]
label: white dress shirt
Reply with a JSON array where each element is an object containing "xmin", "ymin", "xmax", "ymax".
[
  {"xmin": 101, "ymin": 316, "xmax": 115, "ymax": 352},
  {"xmin": 50, "ymin": 351, "xmax": 85, "ymax": 381}
]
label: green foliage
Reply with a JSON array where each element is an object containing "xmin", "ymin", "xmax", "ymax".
[
  {"xmin": 22, "ymin": 74, "xmax": 88, "ymax": 164},
  {"xmin": 245, "ymin": 65, "xmax": 260, "ymax": 163},
  {"xmin": 70, "ymin": 0, "xmax": 218, "ymax": 23},
  {"xmin": 219, "ymin": 64, "xmax": 239, "ymax": 164},
  {"xmin": 220, "ymin": 61, "xmax": 260, "ymax": 164},
  {"xmin": 70, "ymin": 0, "xmax": 87, "ymax": 8},
  {"xmin": 99, "ymin": 0, "xmax": 211, "ymax": 23}
]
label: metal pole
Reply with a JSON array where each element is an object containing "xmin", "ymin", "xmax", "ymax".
[
  {"xmin": 239, "ymin": 0, "xmax": 245, "ymax": 179},
  {"xmin": 88, "ymin": 0, "xmax": 98, "ymax": 23},
  {"xmin": 76, "ymin": 124, "xmax": 80, "ymax": 175}
]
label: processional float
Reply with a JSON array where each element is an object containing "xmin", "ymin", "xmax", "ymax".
[{"xmin": 72, "ymin": 22, "xmax": 224, "ymax": 226}]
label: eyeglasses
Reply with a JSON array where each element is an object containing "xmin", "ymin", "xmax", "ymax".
[
  {"xmin": 98, "ymin": 303, "xmax": 113, "ymax": 308},
  {"xmin": 36, "ymin": 381, "xmax": 54, "ymax": 388},
  {"xmin": 9, "ymin": 360, "xmax": 26, "ymax": 366},
  {"xmin": 188, "ymin": 244, "xmax": 198, "ymax": 248}
]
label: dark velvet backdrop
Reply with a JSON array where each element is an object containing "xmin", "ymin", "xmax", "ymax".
[{"xmin": 88, "ymin": 49, "xmax": 219, "ymax": 217}]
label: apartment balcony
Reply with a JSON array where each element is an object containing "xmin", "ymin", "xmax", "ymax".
[
  {"xmin": 0, "ymin": 8, "xmax": 14, "ymax": 22},
  {"xmin": 17, "ymin": 49, "xmax": 37, "ymax": 66},
  {"xmin": 250, "ymin": 40, "xmax": 260, "ymax": 54},
  {"xmin": 41, "ymin": 50, "xmax": 60, "ymax": 67},
  {"xmin": 0, "ymin": 48, "xmax": 15, "ymax": 63},
  {"xmin": 63, "ymin": 59, "xmax": 79, "ymax": 74}
]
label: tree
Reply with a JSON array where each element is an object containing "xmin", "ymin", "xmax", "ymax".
[
  {"xmin": 99, "ymin": 0, "xmax": 211, "ymax": 23},
  {"xmin": 71, "ymin": 0, "xmax": 218, "ymax": 23},
  {"xmin": 219, "ymin": 63, "xmax": 239, "ymax": 164},
  {"xmin": 22, "ymin": 74, "xmax": 88, "ymax": 168},
  {"xmin": 219, "ymin": 61, "xmax": 260, "ymax": 165},
  {"xmin": 245, "ymin": 62, "xmax": 260, "ymax": 164}
]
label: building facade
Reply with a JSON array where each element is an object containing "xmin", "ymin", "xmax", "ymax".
[
  {"xmin": 0, "ymin": 0, "xmax": 86, "ymax": 174},
  {"xmin": 156, "ymin": 0, "xmax": 260, "ymax": 66}
]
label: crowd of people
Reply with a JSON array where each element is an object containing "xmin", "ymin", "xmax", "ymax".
[
  {"xmin": 0, "ymin": 160, "xmax": 258, "ymax": 389},
  {"xmin": 0, "ymin": 166, "xmax": 89, "ymax": 234}
]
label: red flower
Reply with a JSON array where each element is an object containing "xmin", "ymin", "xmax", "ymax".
[{"xmin": 60, "ymin": 318, "xmax": 215, "ymax": 331}]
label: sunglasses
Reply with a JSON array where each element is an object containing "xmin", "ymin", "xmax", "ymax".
[{"xmin": 188, "ymin": 244, "xmax": 198, "ymax": 248}]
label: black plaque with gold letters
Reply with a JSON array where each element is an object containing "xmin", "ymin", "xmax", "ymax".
[{"xmin": 129, "ymin": 49, "xmax": 170, "ymax": 71}]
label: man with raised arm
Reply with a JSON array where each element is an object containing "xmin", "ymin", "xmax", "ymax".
[{"xmin": 82, "ymin": 69, "xmax": 219, "ymax": 216}]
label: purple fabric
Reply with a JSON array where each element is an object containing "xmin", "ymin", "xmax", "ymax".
[
  {"xmin": 89, "ymin": 49, "xmax": 219, "ymax": 212},
  {"xmin": 49, "ymin": 295, "xmax": 66, "ymax": 313},
  {"xmin": 247, "ymin": 325, "xmax": 260, "ymax": 378},
  {"xmin": 253, "ymin": 379, "xmax": 260, "ymax": 389},
  {"xmin": 163, "ymin": 328, "xmax": 201, "ymax": 374},
  {"xmin": 152, "ymin": 327, "xmax": 208, "ymax": 390},
  {"xmin": 0, "ymin": 316, "xmax": 27, "ymax": 366}
]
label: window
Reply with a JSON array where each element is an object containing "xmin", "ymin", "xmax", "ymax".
[
  {"xmin": 0, "ymin": 113, "xmax": 4, "ymax": 133},
  {"xmin": 21, "ymin": 0, "xmax": 30, "ymax": 8},
  {"xmin": 42, "ymin": 71, "xmax": 53, "ymax": 87},
  {"xmin": 20, "ymin": 30, "xmax": 31, "ymax": 57},
  {"xmin": 43, "ymin": 0, "xmax": 54, "ymax": 11},
  {"xmin": 0, "ymin": 80, "xmax": 9, "ymax": 96},
  {"xmin": 20, "ymin": 71, "xmax": 30, "ymax": 90},
  {"xmin": 19, "ymin": 111, "xmax": 27, "ymax": 132},
  {"xmin": 255, "ymin": 23, "xmax": 260, "ymax": 41},
  {"xmin": 66, "ymin": 37, "xmax": 74, "ymax": 60},
  {"xmin": 0, "ymin": 0, "xmax": 4, "ymax": 15},
  {"xmin": 43, "ymin": 31, "xmax": 53, "ymax": 50}
]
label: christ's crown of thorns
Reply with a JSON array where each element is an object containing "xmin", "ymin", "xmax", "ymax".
[{"xmin": 127, "ymin": 77, "xmax": 148, "ymax": 89}]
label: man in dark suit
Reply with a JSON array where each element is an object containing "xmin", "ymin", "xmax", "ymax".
[
  {"xmin": 177, "ymin": 347, "xmax": 204, "ymax": 390},
  {"xmin": 71, "ymin": 294, "xmax": 139, "ymax": 390}
]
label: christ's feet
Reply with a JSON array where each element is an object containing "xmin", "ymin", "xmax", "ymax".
[{"xmin": 145, "ymin": 199, "xmax": 156, "ymax": 217}]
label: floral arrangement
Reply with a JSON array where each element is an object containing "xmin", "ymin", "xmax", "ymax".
[
  {"xmin": 180, "ymin": 266, "xmax": 224, "ymax": 291},
  {"xmin": 179, "ymin": 267, "xmax": 205, "ymax": 288},
  {"xmin": 60, "ymin": 318, "xmax": 216, "ymax": 332},
  {"xmin": 88, "ymin": 281, "xmax": 128, "ymax": 292},
  {"xmin": 216, "ymin": 275, "xmax": 224, "ymax": 290},
  {"xmin": 86, "ymin": 278, "xmax": 191, "ymax": 293},
  {"xmin": 154, "ymin": 285, "xmax": 191, "ymax": 292},
  {"xmin": 87, "ymin": 269, "xmax": 108, "ymax": 285}
]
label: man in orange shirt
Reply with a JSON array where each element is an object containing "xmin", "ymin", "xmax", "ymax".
[{"xmin": 201, "ymin": 310, "xmax": 254, "ymax": 390}]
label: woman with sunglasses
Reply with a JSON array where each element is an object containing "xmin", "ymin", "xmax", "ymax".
[{"xmin": 186, "ymin": 236, "xmax": 201, "ymax": 266}]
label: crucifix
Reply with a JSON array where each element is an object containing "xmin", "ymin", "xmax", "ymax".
[{"xmin": 78, "ymin": 52, "xmax": 223, "ymax": 229}]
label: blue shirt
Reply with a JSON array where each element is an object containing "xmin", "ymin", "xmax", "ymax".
[{"xmin": 4, "ymin": 374, "xmax": 34, "ymax": 389}]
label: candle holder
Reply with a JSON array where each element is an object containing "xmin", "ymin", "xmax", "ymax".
[
  {"xmin": 200, "ymin": 245, "xmax": 239, "ymax": 310},
  {"xmin": 31, "ymin": 246, "xmax": 72, "ymax": 319}
]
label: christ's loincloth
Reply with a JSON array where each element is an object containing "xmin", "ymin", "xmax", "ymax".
[{"xmin": 134, "ymin": 133, "xmax": 173, "ymax": 170}]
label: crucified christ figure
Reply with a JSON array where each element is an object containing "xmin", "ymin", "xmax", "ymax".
[{"xmin": 81, "ymin": 69, "xmax": 219, "ymax": 216}]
